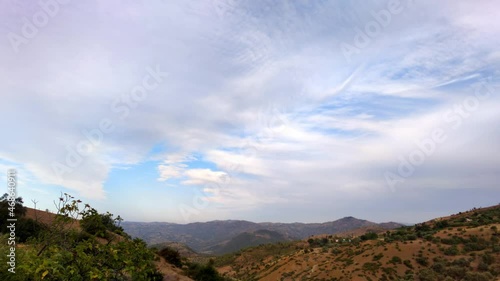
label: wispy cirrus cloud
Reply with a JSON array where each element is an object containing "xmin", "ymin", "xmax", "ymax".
[{"xmin": 1, "ymin": 0, "xmax": 499, "ymax": 223}]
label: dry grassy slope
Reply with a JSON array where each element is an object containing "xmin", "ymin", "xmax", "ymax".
[
  {"xmin": 155, "ymin": 256, "xmax": 194, "ymax": 281},
  {"xmin": 217, "ymin": 205, "xmax": 500, "ymax": 281},
  {"xmin": 25, "ymin": 207, "xmax": 81, "ymax": 229},
  {"xmin": 254, "ymin": 225, "xmax": 499, "ymax": 280}
]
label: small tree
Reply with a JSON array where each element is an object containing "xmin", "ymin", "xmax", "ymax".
[
  {"xmin": 0, "ymin": 194, "xmax": 43, "ymax": 242},
  {"xmin": 158, "ymin": 246, "xmax": 182, "ymax": 267},
  {"xmin": 0, "ymin": 193, "xmax": 27, "ymax": 225}
]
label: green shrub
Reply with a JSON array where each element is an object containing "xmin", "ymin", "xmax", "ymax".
[
  {"xmin": 14, "ymin": 217, "xmax": 45, "ymax": 242},
  {"xmin": 477, "ymin": 261, "xmax": 489, "ymax": 271},
  {"xmin": 463, "ymin": 271, "xmax": 494, "ymax": 281},
  {"xmin": 446, "ymin": 266, "xmax": 467, "ymax": 280},
  {"xmin": 158, "ymin": 246, "xmax": 182, "ymax": 267},
  {"xmin": 416, "ymin": 256, "xmax": 429, "ymax": 266},
  {"xmin": 362, "ymin": 262, "xmax": 380, "ymax": 272},
  {"xmin": 185, "ymin": 260, "xmax": 228, "ymax": 281},
  {"xmin": 372, "ymin": 253, "xmax": 383, "ymax": 261},
  {"xmin": 360, "ymin": 232, "xmax": 378, "ymax": 241},
  {"xmin": 390, "ymin": 256, "xmax": 402, "ymax": 264},
  {"xmin": 417, "ymin": 268, "xmax": 438, "ymax": 281},
  {"xmin": 481, "ymin": 253, "xmax": 495, "ymax": 265},
  {"xmin": 403, "ymin": 259, "xmax": 413, "ymax": 269},
  {"xmin": 444, "ymin": 245, "xmax": 459, "ymax": 256}
]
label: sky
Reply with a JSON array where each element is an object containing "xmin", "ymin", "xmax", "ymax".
[{"xmin": 0, "ymin": 0, "xmax": 499, "ymax": 224}]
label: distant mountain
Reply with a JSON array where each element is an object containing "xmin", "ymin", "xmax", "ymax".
[
  {"xmin": 122, "ymin": 220, "xmax": 260, "ymax": 252},
  {"xmin": 122, "ymin": 217, "xmax": 403, "ymax": 254}
]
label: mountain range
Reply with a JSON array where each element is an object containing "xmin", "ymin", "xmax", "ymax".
[{"xmin": 122, "ymin": 217, "xmax": 403, "ymax": 254}]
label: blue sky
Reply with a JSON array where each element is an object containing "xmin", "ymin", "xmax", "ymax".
[{"xmin": 1, "ymin": 0, "xmax": 499, "ymax": 224}]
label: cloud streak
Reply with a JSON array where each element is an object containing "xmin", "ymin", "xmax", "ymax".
[{"xmin": 1, "ymin": 0, "xmax": 499, "ymax": 222}]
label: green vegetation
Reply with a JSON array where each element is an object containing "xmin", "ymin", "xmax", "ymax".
[
  {"xmin": 359, "ymin": 232, "xmax": 378, "ymax": 241},
  {"xmin": 80, "ymin": 209, "xmax": 126, "ymax": 239},
  {"xmin": 155, "ymin": 245, "xmax": 230, "ymax": 280},
  {"xmin": 157, "ymin": 246, "xmax": 183, "ymax": 268},
  {"xmin": 389, "ymin": 256, "xmax": 402, "ymax": 264},
  {"xmin": 185, "ymin": 259, "xmax": 228, "ymax": 281},
  {"xmin": 0, "ymin": 194, "xmax": 45, "ymax": 243},
  {"xmin": 1, "ymin": 193, "xmax": 232, "ymax": 280},
  {"xmin": 0, "ymin": 193, "xmax": 162, "ymax": 281}
]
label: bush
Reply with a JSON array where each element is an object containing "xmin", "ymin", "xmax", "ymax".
[
  {"xmin": 360, "ymin": 232, "xmax": 378, "ymax": 241},
  {"xmin": 158, "ymin": 246, "xmax": 182, "ymax": 267},
  {"xmin": 79, "ymin": 208, "xmax": 125, "ymax": 240},
  {"xmin": 362, "ymin": 262, "xmax": 380, "ymax": 272},
  {"xmin": 185, "ymin": 260, "xmax": 228, "ymax": 281},
  {"xmin": 417, "ymin": 268, "xmax": 438, "ymax": 281},
  {"xmin": 14, "ymin": 217, "xmax": 45, "ymax": 242},
  {"xmin": 451, "ymin": 258, "xmax": 470, "ymax": 267},
  {"xmin": 406, "ymin": 234, "xmax": 417, "ymax": 241},
  {"xmin": 463, "ymin": 236, "xmax": 489, "ymax": 252},
  {"xmin": 390, "ymin": 256, "xmax": 402, "ymax": 264},
  {"xmin": 444, "ymin": 245, "xmax": 459, "ymax": 256},
  {"xmin": 431, "ymin": 262, "xmax": 446, "ymax": 274},
  {"xmin": 372, "ymin": 253, "xmax": 383, "ymax": 261},
  {"xmin": 80, "ymin": 208, "xmax": 108, "ymax": 237},
  {"xmin": 463, "ymin": 271, "xmax": 494, "ymax": 281},
  {"xmin": 477, "ymin": 261, "xmax": 489, "ymax": 271},
  {"xmin": 481, "ymin": 253, "xmax": 495, "ymax": 265},
  {"xmin": 446, "ymin": 266, "xmax": 467, "ymax": 280},
  {"xmin": 403, "ymin": 259, "xmax": 413, "ymax": 269},
  {"xmin": 434, "ymin": 220, "xmax": 449, "ymax": 229},
  {"xmin": 416, "ymin": 256, "xmax": 429, "ymax": 266}
]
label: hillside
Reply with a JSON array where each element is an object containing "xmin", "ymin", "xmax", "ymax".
[
  {"xmin": 0, "ymin": 194, "xmax": 205, "ymax": 281},
  {"xmin": 214, "ymin": 205, "xmax": 500, "ymax": 280},
  {"xmin": 122, "ymin": 217, "xmax": 403, "ymax": 254},
  {"xmin": 123, "ymin": 220, "xmax": 259, "ymax": 252},
  {"xmin": 150, "ymin": 241, "xmax": 207, "ymax": 265},
  {"xmin": 207, "ymin": 229, "xmax": 292, "ymax": 255}
]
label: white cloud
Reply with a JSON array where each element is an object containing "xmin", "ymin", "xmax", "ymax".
[
  {"xmin": 157, "ymin": 165, "xmax": 183, "ymax": 181},
  {"xmin": 182, "ymin": 169, "xmax": 229, "ymax": 185},
  {"xmin": 1, "ymin": 1, "xmax": 499, "ymax": 222}
]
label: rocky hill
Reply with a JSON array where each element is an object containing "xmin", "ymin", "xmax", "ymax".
[{"xmin": 213, "ymin": 205, "xmax": 500, "ymax": 280}]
